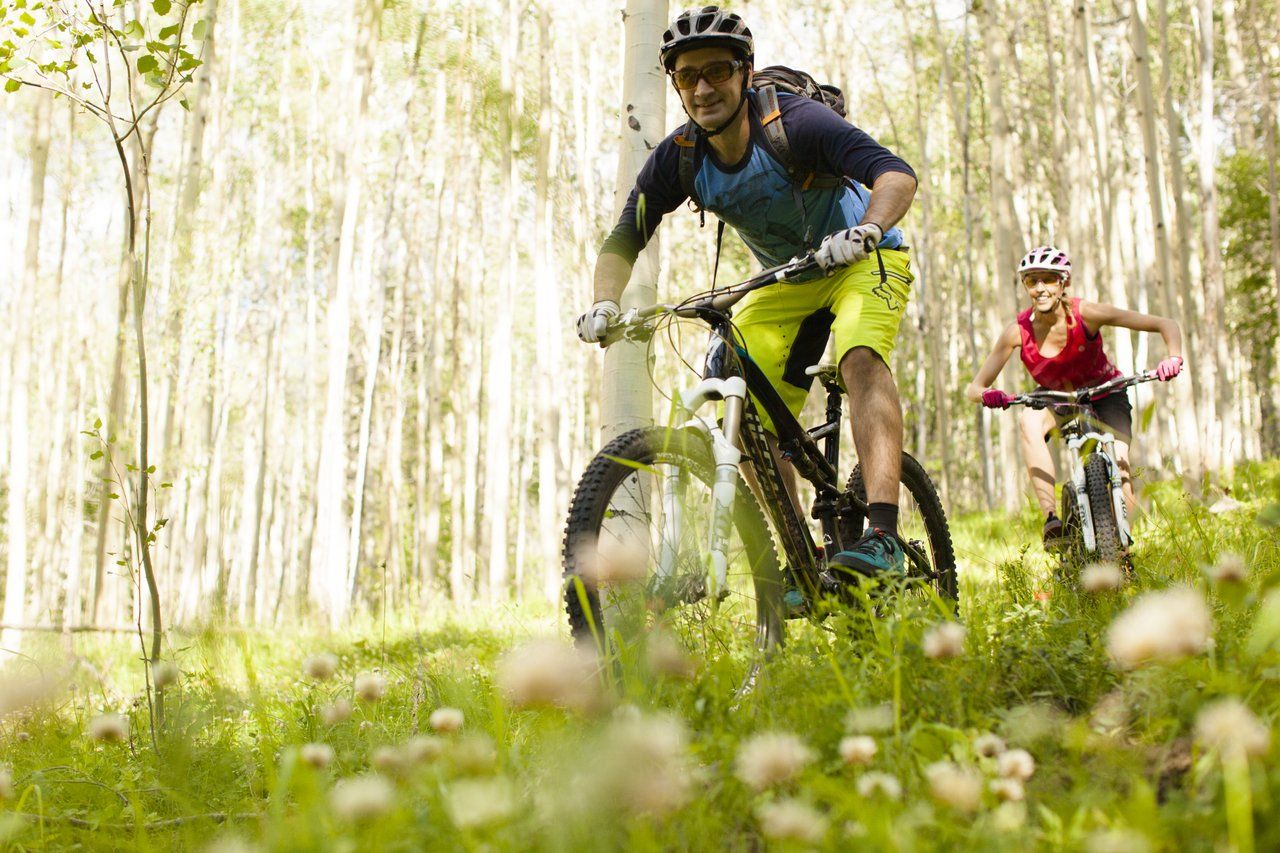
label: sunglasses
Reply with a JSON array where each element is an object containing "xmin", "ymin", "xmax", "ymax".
[{"xmin": 669, "ymin": 59, "xmax": 744, "ymax": 91}]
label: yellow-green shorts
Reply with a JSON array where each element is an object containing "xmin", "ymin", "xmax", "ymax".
[{"xmin": 732, "ymin": 248, "xmax": 913, "ymax": 434}]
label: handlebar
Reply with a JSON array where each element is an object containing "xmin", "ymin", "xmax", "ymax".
[
  {"xmin": 597, "ymin": 252, "xmax": 821, "ymax": 347},
  {"xmin": 1009, "ymin": 371, "xmax": 1159, "ymax": 411}
]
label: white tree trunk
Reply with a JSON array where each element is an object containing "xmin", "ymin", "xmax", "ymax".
[{"xmin": 601, "ymin": 0, "xmax": 667, "ymax": 442}]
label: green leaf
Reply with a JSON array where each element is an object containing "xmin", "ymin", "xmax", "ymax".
[
  {"xmin": 3, "ymin": 78, "xmax": 19, "ymax": 93},
  {"xmin": 152, "ymin": 0, "xmax": 171, "ymax": 14},
  {"xmin": 158, "ymin": 23, "xmax": 179, "ymax": 40},
  {"xmin": 122, "ymin": 20, "xmax": 144, "ymax": 40},
  {"xmin": 146, "ymin": 464, "xmax": 155, "ymax": 474},
  {"xmin": 136, "ymin": 54, "xmax": 157, "ymax": 73},
  {"xmin": 20, "ymin": 12, "xmax": 35, "ymax": 26},
  {"xmin": 90, "ymin": 450, "xmax": 104, "ymax": 460},
  {"xmin": 192, "ymin": 19, "xmax": 207, "ymax": 40},
  {"xmin": 179, "ymin": 96, "xmax": 189, "ymax": 110}
]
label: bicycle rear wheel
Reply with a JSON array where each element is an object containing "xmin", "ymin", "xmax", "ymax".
[
  {"xmin": 840, "ymin": 453, "xmax": 958, "ymax": 602},
  {"xmin": 562, "ymin": 428, "xmax": 785, "ymax": 675}
]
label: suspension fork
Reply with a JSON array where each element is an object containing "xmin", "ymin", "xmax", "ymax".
[
  {"xmin": 1099, "ymin": 436, "xmax": 1132, "ymax": 547},
  {"xmin": 663, "ymin": 376, "xmax": 748, "ymax": 598}
]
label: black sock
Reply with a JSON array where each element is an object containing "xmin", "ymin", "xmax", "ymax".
[
  {"xmin": 867, "ymin": 503, "xmax": 898, "ymax": 537},
  {"xmin": 1046, "ymin": 512, "xmax": 1059, "ymax": 523}
]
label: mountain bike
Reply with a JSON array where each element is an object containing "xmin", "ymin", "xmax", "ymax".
[
  {"xmin": 1006, "ymin": 372, "xmax": 1159, "ymax": 566},
  {"xmin": 561, "ymin": 251, "xmax": 956, "ymax": 677}
]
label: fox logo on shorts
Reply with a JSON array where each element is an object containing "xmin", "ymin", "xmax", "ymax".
[{"xmin": 872, "ymin": 281, "xmax": 901, "ymax": 312}]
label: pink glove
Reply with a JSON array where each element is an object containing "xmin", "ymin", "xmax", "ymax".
[
  {"xmin": 981, "ymin": 389, "xmax": 1014, "ymax": 409},
  {"xmin": 1155, "ymin": 356, "xmax": 1183, "ymax": 381}
]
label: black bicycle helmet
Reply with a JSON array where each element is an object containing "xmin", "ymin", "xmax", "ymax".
[{"xmin": 660, "ymin": 6, "xmax": 754, "ymax": 70}]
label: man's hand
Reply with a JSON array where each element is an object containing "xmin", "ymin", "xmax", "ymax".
[
  {"xmin": 575, "ymin": 300, "xmax": 620, "ymax": 344},
  {"xmin": 814, "ymin": 222, "xmax": 883, "ymax": 272},
  {"xmin": 1155, "ymin": 356, "xmax": 1183, "ymax": 381},
  {"xmin": 981, "ymin": 389, "xmax": 1014, "ymax": 409}
]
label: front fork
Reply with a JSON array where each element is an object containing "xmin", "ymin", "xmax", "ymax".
[{"xmin": 661, "ymin": 376, "xmax": 748, "ymax": 599}]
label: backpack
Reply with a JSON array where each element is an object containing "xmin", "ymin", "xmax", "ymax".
[{"xmin": 675, "ymin": 65, "xmax": 849, "ymax": 223}]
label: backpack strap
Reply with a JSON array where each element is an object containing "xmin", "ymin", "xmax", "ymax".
[
  {"xmin": 754, "ymin": 84, "xmax": 846, "ymax": 193},
  {"xmin": 675, "ymin": 120, "xmax": 701, "ymax": 211}
]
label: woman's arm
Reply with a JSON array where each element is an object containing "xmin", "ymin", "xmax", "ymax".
[
  {"xmin": 964, "ymin": 323, "xmax": 1021, "ymax": 402},
  {"xmin": 1079, "ymin": 301, "xmax": 1184, "ymax": 359}
]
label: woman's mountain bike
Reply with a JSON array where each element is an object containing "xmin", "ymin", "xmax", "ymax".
[
  {"xmin": 561, "ymin": 252, "xmax": 956, "ymax": 682},
  {"xmin": 1006, "ymin": 372, "xmax": 1159, "ymax": 567}
]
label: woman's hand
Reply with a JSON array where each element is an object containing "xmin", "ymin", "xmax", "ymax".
[{"xmin": 981, "ymin": 389, "xmax": 1014, "ymax": 409}]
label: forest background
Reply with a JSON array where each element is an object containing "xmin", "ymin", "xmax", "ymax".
[{"xmin": 0, "ymin": 0, "xmax": 1277, "ymax": 638}]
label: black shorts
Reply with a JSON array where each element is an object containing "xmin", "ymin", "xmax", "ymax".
[{"xmin": 1043, "ymin": 389, "xmax": 1133, "ymax": 443}]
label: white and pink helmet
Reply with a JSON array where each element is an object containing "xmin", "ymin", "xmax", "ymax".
[{"xmin": 1018, "ymin": 245, "xmax": 1071, "ymax": 278}]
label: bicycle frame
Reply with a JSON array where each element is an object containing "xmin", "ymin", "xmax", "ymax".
[{"xmin": 602, "ymin": 251, "xmax": 930, "ymax": 597}]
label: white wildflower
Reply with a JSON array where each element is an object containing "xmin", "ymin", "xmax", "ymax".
[
  {"xmin": 450, "ymin": 735, "xmax": 497, "ymax": 775},
  {"xmin": 1204, "ymin": 553, "xmax": 1248, "ymax": 585},
  {"xmin": 303, "ymin": 653, "xmax": 339, "ymax": 681},
  {"xmin": 353, "ymin": 672, "xmax": 387, "ymax": 703},
  {"xmin": 845, "ymin": 703, "xmax": 894, "ymax": 734},
  {"xmin": 1002, "ymin": 702, "xmax": 1065, "ymax": 744},
  {"xmin": 1081, "ymin": 562, "xmax": 1124, "ymax": 592},
  {"xmin": 447, "ymin": 778, "xmax": 518, "ymax": 829},
  {"xmin": 922, "ymin": 622, "xmax": 966, "ymax": 659},
  {"xmin": 299, "ymin": 743, "xmax": 334, "ymax": 769},
  {"xmin": 87, "ymin": 713, "xmax": 128, "ymax": 743},
  {"xmin": 838, "ymin": 735, "xmax": 877, "ymax": 766},
  {"xmin": 405, "ymin": 735, "xmax": 445, "ymax": 765},
  {"xmin": 990, "ymin": 801, "xmax": 1027, "ymax": 832},
  {"xmin": 855, "ymin": 772, "xmax": 902, "ymax": 800},
  {"xmin": 0, "ymin": 671, "xmax": 58, "ymax": 715},
  {"xmin": 996, "ymin": 748, "xmax": 1036, "ymax": 781},
  {"xmin": 429, "ymin": 707, "xmax": 464, "ymax": 734},
  {"xmin": 756, "ymin": 798, "xmax": 828, "ymax": 844},
  {"xmin": 151, "ymin": 661, "xmax": 180, "ymax": 689},
  {"xmin": 646, "ymin": 630, "xmax": 697, "ymax": 680},
  {"xmin": 990, "ymin": 777, "xmax": 1025, "ymax": 802},
  {"xmin": 1086, "ymin": 829, "xmax": 1151, "ymax": 853},
  {"xmin": 597, "ymin": 713, "xmax": 694, "ymax": 816},
  {"xmin": 496, "ymin": 639, "xmax": 601, "ymax": 712},
  {"xmin": 371, "ymin": 745, "xmax": 411, "ymax": 776},
  {"xmin": 330, "ymin": 774, "xmax": 395, "ymax": 821},
  {"xmin": 321, "ymin": 697, "xmax": 354, "ymax": 725},
  {"xmin": 973, "ymin": 733, "xmax": 1006, "ymax": 758},
  {"xmin": 734, "ymin": 732, "xmax": 815, "ymax": 791},
  {"xmin": 1091, "ymin": 690, "xmax": 1129, "ymax": 732},
  {"xmin": 584, "ymin": 535, "xmax": 650, "ymax": 585},
  {"xmin": 924, "ymin": 761, "xmax": 983, "ymax": 812},
  {"xmin": 1106, "ymin": 587, "xmax": 1212, "ymax": 668},
  {"xmin": 1195, "ymin": 698, "xmax": 1271, "ymax": 759}
]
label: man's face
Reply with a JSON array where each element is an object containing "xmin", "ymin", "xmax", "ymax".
[
  {"xmin": 671, "ymin": 46, "xmax": 746, "ymax": 130},
  {"xmin": 1021, "ymin": 271, "xmax": 1068, "ymax": 313}
]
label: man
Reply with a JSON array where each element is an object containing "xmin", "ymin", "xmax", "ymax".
[{"xmin": 575, "ymin": 6, "xmax": 918, "ymax": 580}]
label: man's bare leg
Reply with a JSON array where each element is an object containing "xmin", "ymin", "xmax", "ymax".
[
  {"xmin": 824, "ymin": 346, "xmax": 907, "ymax": 578},
  {"xmin": 840, "ymin": 346, "xmax": 902, "ymax": 509},
  {"xmin": 739, "ymin": 433, "xmax": 801, "ymax": 517}
]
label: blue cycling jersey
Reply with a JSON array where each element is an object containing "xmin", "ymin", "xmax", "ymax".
[{"xmin": 601, "ymin": 92, "xmax": 914, "ymax": 272}]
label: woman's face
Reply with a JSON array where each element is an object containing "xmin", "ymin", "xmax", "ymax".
[{"xmin": 1022, "ymin": 271, "xmax": 1068, "ymax": 314}]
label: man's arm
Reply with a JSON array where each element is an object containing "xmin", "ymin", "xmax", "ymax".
[
  {"xmin": 593, "ymin": 252, "xmax": 633, "ymax": 305},
  {"xmin": 861, "ymin": 170, "xmax": 917, "ymax": 233}
]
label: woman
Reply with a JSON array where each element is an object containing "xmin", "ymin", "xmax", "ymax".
[{"xmin": 965, "ymin": 246, "xmax": 1184, "ymax": 547}]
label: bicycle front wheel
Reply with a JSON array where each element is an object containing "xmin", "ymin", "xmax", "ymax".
[{"xmin": 562, "ymin": 428, "xmax": 785, "ymax": 673}]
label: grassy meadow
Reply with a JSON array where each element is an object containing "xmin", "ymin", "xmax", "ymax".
[{"xmin": 2, "ymin": 462, "xmax": 1280, "ymax": 851}]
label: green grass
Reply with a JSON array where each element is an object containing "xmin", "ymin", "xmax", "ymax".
[{"xmin": 3, "ymin": 462, "xmax": 1280, "ymax": 850}]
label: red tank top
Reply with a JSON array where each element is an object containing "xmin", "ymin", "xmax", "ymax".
[{"xmin": 1018, "ymin": 298, "xmax": 1120, "ymax": 391}]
